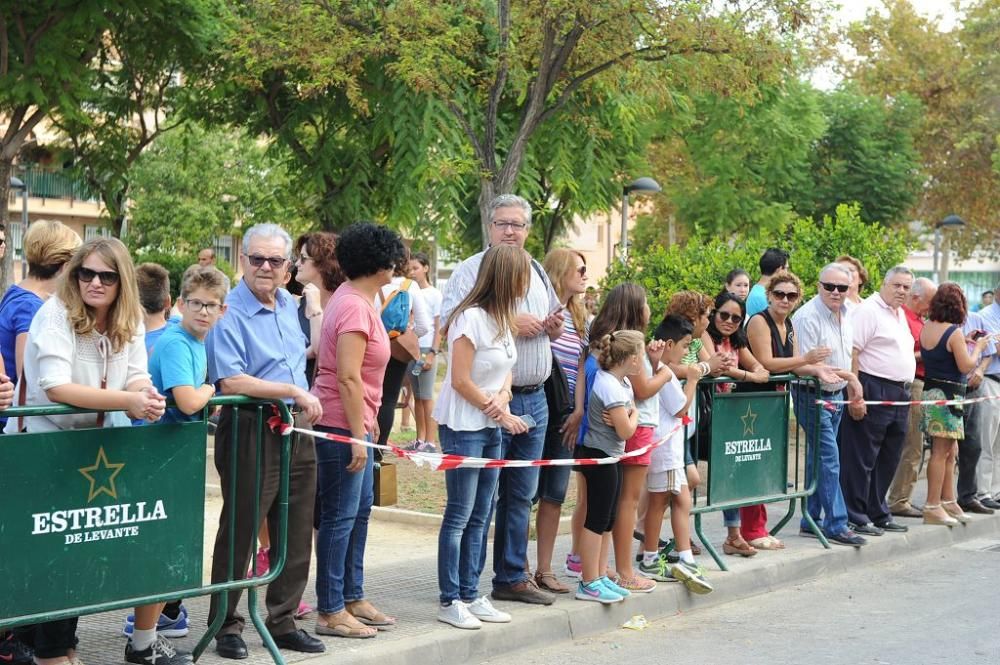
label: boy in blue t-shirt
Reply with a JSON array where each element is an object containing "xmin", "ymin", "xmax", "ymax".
[{"xmin": 149, "ymin": 266, "xmax": 229, "ymax": 423}]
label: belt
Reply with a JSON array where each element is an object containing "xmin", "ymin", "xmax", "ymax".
[
  {"xmin": 796, "ymin": 385, "xmax": 843, "ymax": 397},
  {"xmin": 511, "ymin": 384, "xmax": 544, "ymax": 394},
  {"xmin": 859, "ymin": 371, "xmax": 912, "ymax": 391}
]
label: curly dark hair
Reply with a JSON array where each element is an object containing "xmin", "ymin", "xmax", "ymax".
[
  {"xmin": 707, "ymin": 291, "xmax": 748, "ymax": 349},
  {"xmin": 295, "ymin": 231, "xmax": 344, "ymax": 292},
  {"xmin": 335, "ymin": 222, "xmax": 407, "ymax": 280},
  {"xmin": 928, "ymin": 282, "xmax": 967, "ymax": 324}
]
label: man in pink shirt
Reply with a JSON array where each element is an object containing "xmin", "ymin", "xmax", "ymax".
[{"xmin": 839, "ymin": 266, "xmax": 916, "ymax": 537}]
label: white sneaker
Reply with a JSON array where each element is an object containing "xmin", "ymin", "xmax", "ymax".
[
  {"xmin": 466, "ymin": 595, "xmax": 512, "ymax": 623},
  {"xmin": 437, "ymin": 601, "xmax": 482, "ymax": 630}
]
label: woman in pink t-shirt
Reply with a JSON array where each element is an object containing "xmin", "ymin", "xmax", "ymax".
[{"xmin": 312, "ymin": 223, "xmax": 407, "ymax": 639}]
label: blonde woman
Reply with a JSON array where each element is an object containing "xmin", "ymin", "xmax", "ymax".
[
  {"xmin": 16, "ymin": 238, "xmax": 175, "ymax": 665},
  {"xmin": 533, "ymin": 248, "xmax": 588, "ymax": 593},
  {"xmin": 433, "ymin": 245, "xmax": 530, "ymax": 629}
]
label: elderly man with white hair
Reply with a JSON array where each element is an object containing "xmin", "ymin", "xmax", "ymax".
[
  {"xmin": 838, "ymin": 265, "xmax": 916, "ymax": 538},
  {"xmin": 792, "ymin": 263, "xmax": 867, "ymax": 546},
  {"xmin": 973, "ymin": 282, "xmax": 1000, "ymax": 510}
]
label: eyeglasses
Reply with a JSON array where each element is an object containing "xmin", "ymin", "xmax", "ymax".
[
  {"xmin": 185, "ymin": 299, "xmax": 222, "ymax": 314},
  {"xmin": 716, "ymin": 310, "xmax": 742, "ymax": 323},
  {"xmin": 0, "ymin": 238, "xmax": 6, "ymax": 246},
  {"xmin": 77, "ymin": 267, "xmax": 120, "ymax": 287},
  {"xmin": 771, "ymin": 290, "xmax": 799, "ymax": 301},
  {"xmin": 296, "ymin": 254, "xmax": 312, "ymax": 265},
  {"xmin": 492, "ymin": 220, "xmax": 528, "ymax": 231},
  {"xmin": 247, "ymin": 254, "xmax": 287, "ymax": 269},
  {"xmin": 820, "ymin": 282, "xmax": 849, "ymax": 293},
  {"xmin": 577, "ymin": 266, "xmax": 587, "ymax": 276}
]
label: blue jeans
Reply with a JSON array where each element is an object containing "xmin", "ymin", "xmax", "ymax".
[
  {"xmin": 315, "ymin": 426, "xmax": 374, "ymax": 613},
  {"xmin": 437, "ymin": 426, "xmax": 501, "ymax": 604},
  {"xmin": 482, "ymin": 389, "xmax": 548, "ymax": 587},
  {"xmin": 794, "ymin": 388, "xmax": 849, "ymax": 536}
]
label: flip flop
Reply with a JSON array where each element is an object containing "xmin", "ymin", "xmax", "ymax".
[
  {"xmin": 346, "ymin": 602, "xmax": 397, "ymax": 630},
  {"xmin": 315, "ymin": 618, "xmax": 376, "ymax": 639},
  {"xmin": 748, "ymin": 536, "xmax": 785, "ymax": 550}
]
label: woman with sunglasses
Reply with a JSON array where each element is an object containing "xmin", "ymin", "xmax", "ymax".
[
  {"xmin": 835, "ymin": 255, "xmax": 868, "ymax": 309},
  {"xmin": 702, "ymin": 292, "xmax": 769, "ymax": 555},
  {"xmin": 15, "ymin": 238, "xmax": 179, "ymax": 665},
  {"xmin": 434, "ymin": 245, "xmax": 530, "ymax": 629},
  {"xmin": 533, "ymin": 248, "xmax": 589, "ymax": 594},
  {"xmin": 745, "ymin": 272, "xmax": 841, "ymax": 550}
]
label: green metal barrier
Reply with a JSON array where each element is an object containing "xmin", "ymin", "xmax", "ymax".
[
  {"xmin": 0, "ymin": 396, "xmax": 293, "ymax": 665},
  {"xmin": 691, "ymin": 374, "xmax": 827, "ymax": 571}
]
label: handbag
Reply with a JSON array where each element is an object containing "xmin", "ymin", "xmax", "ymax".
[
  {"xmin": 380, "ymin": 280, "xmax": 421, "ymax": 363},
  {"xmin": 544, "ymin": 355, "xmax": 573, "ymax": 432}
]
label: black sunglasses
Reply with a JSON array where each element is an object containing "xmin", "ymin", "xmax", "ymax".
[
  {"xmin": 771, "ymin": 289, "xmax": 799, "ymax": 301},
  {"xmin": 820, "ymin": 282, "xmax": 849, "ymax": 293},
  {"xmin": 247, "ymin": 254, "xmax": 287, "ymax": 269},
  {"xmin": 77, "ymin": 267, "xmax": 120, "ymax": 287},
  {"xmin": 716, "ymin": 310, "xmax": 742, "ymax": 323},
  {"xmin": 577, "ymin": 265, "xmax": 587, "ymax": 276}
]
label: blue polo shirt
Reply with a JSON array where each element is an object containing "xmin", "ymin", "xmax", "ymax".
[
  {"xmin": 206, "ymin": 280, "xmax": 308, "ymax": 394},
  {"xmin": 150, "ymin": 324, "xmax": 209, "ymax": 424}
]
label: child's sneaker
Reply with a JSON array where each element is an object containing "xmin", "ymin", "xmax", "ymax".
[
  {"xmin": 564, "ymin": 553, "xmax": 582, "ymax": 579},
  {"xmin": 0, "ymin": 633, "xmax": 33, "ymax": 665},
  {"xmin": 124, "ymin": 636, "xmax": 192, "ymax": 665},
  {"xmin": 599, "ymin": 575, "xmax": 631, "ymax": 598},
  {"xmin": 294, "ymin": 602, "xmax": 313, "ymax": 619},
  {"xmin": 413, "ymin": 440, "xmax": 437, "ymax": 453},
  {"xmin": 616, "ymin": 575, "xmax": 657, "ymax": 594},
  {"xmin": 669, "ymin": 561, "xmax": 714, "ymax": 595},
  {"xmin": 121, "ymin": 605, "xmax": 189, "ymax": 638},
  {"xmin": 637, "ymin": 554, "xmax": 673, "ymax": 582},
  {"xmin": 247, "ymin": 547, "xmax": 269, "ymax": 578},
  {"xmin": 575, "ymin": 579, "xmax": 623, "ymax": 604}
]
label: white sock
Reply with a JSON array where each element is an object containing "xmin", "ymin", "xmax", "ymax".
[
  {"xmin": 642, "ymin": 551, "xmax": 658, "ymax": 565},
  {"xmin": 131, "ymin": 628, "xmax": 156, "ymax": 651},
  {"xmin": 678, "ymin": 549, "xmax": 695, "ymax": 564}
]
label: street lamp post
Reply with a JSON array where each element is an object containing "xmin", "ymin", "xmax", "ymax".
[
  {"xmin": 9, "ymin": 176, "xmax": 28, "ymax": 279},
  {"xmin": 619, "ymin": 176, "xmax": 661, "ymax": 264},
  {"xmin": 932, "ymin": 214, "xmax": 965, "ymax": 283}
]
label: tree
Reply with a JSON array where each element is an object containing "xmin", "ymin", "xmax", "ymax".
[
  {"xmin": 0, "ymin": 2, "xmax": 118, "ymax": 288},
  {"xmin": 126, "ymin": 124, "xmax": 309, "ymax": 255}
]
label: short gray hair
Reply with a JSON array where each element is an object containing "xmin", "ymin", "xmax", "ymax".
[
  {"xmin": 488, "ymin": 194, "xmax": 532, "ymax": 226},
  {"xmin": 911, "ymin": 277, "xmax": 936, "ymax": 297},
  {"xmin": 241, "ymin": 223, "xmax": 292, "ymax": 258},
  {"xmin": 819, "ymin": 263, "xmax": 851, "ymax": 281},
  {"xmin": 882, "ymin": 265, "xmax": 914, "ymax": 285}
]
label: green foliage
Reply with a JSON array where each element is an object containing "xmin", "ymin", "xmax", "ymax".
[
  {"xmin": 603, "ymin": 204, "xmax": 914, "ymax": 321},
  {"xmin": 127, "ymin": 125, "xmax": 310, "ymax": 255}
]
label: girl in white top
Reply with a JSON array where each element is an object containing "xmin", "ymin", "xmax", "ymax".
[
  {"xmin": 18, "ymin": 238, "xmax": 172, "ymax": 665},
  {"xmin": 433, "ymin": 245, "xmax": 530, "ymax": 630}
]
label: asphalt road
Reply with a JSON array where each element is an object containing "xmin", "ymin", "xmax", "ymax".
[{"xmin": 481, "ymin": 538, "xmax": 1000, "ymax": 665}]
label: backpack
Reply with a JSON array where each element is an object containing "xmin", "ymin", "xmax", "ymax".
[{"xmin": 380, "ymin": 278, "xmax": 413, "ymax": 338}]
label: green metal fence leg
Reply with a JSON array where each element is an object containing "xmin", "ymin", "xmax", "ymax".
[
  {"xmin": 249, "ymin": 587, "xmax": 286, "ymax": 665},
  {"xmin": 695, "ymin": 513, "xmax": 727, "ymax": 572},
  {"xmin": 193, "ymin": 592, "xmax": 227, "ymax": 661},
  {"xmin": 800, "ymin": 496, "xmax": 830, "ymax": 548},
  {"xmin": 770, "ymin": 499, "xmax": 796, "ymax": 536}
]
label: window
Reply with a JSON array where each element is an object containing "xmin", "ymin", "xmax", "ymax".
[
  {"xmin": 214, "ymin": 235, "xmax": 234, "ymax": 266},
  {"xmin": 9, "ymin": 220, "xmax": 23, "ymax": 261},
  {"xmin": 84, "ymin": 225, "xmax": 111, "ymax": 241}
]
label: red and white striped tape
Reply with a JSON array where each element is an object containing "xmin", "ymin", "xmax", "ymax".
[
  {"xmin": 271, "ymin": 417, "xmax": 692, "ymax": 471},
  {"xmin": 816, "ymin": 393, "xmax": 1000, "ymax": 408}
]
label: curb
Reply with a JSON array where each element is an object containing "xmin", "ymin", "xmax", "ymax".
[{"xmin": 326, "ymin": 513, "xmax": 1000, "ymax": 665}]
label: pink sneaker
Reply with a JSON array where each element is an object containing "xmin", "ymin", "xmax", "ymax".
[
  {"xmin": 294, "ymin": 601, "xmax": 313, "ymax": 619},
  {"xmin": 564, "ymin": 553, "xmax": 582, "ymax": 579},
  {"xmin": 247, "ymin": 547, "xmax": 270, "ymax": 578}
]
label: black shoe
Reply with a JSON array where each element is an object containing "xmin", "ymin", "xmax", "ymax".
[
  {"xmin": 215, "ymin": 634, "xmax": 248, "ymax": 660},
  {"xmin": 126, "ymin": 636, "xmax": 193, "ymax": 665},
  {"xmin": 980, "ymin": 497, "xmax": 1000, "ymax": 510},
  {"xmin": 828, "ymin": 530, "xmax": 867, "ymax": 547},
  {"xmin": 271, "ymin": 629, "xmax": 325, "ymax": 653},
  {"xmin": 874, "ymin": 519, "xmax": 908, "ymax": 533},
  {"xmin": 0, "ymin": 634, "xmax": 33, "ymax": 665},
  {"xmin": 849, "ymin": 522, "xmax": 884, "ymax": 536},
  {"xmin": 959, "ymin": 499, "xmax": 995, "ymax": 515},
  {"xmin": 798, "ymin": 527, "xmax": 819, "ymax": 539},
  {"xmin": 632, "ymin": 530, "xmax": 669, "ymax": 549}
]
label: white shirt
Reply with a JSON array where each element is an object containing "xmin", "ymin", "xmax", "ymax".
[
  {"xmin": 10, "ymin": 296, "xmax": 149, "ymax": 432},
  {"xmin": 433, "ymin": 307, "xmax": 516, "ymax": 431},
  {"xmin": 417, "ymin": 284, "xmax": 442, "ymax": 348},
  {"xmin": 377, "ymin": 277, "xmax": 432, "ymax": 339},
  {"xmin": 651, "ymin": 374, "xmax": 688, "ymax": 474},
  {"xmin": 634, "ymin": 356, "xmax": 660, "ymax": 426},
  {"xmin": 792, "ymin": 295, "xmax": 852, "ymax": 391},
  {"xmin": 852, "ymin": 293, "xmax": 916, "ymax": 383}
]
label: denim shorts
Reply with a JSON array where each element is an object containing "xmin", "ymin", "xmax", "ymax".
[{"xmin": 536, "ymin": 424, "xmax": 573, "ymax": 504}]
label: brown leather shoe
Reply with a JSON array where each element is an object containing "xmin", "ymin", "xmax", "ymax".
[
  {"xmin": 959, "ymin": 499, "xmax": 995, "ymax": 515},
  {"xmin": 491, "ymin": 579, "xmax": 556, "ymax": 605},
  {"xmin": 890, "ymin": 504, "xmax": 923, "ymax": 519}
]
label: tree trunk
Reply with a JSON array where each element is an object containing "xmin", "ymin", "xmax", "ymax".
[
  {"xmin": 477, "ymin": 178, "xmax": 498, "ymax": 249},
  {"xmin": 0, "ymin": 159, "xmax": 13, "ymax": 292}
]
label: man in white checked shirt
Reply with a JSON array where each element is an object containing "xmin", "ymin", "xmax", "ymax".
[
  {"xmin": 440, "ymin": 194, "xmax": 564, "ymax": 606},
  {"xmin": 791, "ymin": 263, "xmax": 866, "ymax": 546},
  {"xmin": 973, "ymin": 284, "xmax": 1000, "ymax": 510}
]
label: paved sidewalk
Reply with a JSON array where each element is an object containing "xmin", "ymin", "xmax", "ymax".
[{"xmin": 70, "ymin": 482, "xmax": 1000, "ymax": 665}]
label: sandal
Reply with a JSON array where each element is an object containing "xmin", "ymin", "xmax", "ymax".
[
  {"xmin": 748, "ymin": 536, "xmax": 785, "ymax": 550},
  {"xmin": 534, "ymin": 571, "xmax": 570, "ymax": 594},
  {"xmin": 345, "ymin": 600, "xmax": 397, "ymax": 630},
  {"xmin": 689, "ymin": 539, "xmax": 702, "ymax": 556},
  {"xmin": 316, "ymin": 611, "xmax": 377, "ymax": 639},
  {"xmin": 722, "ymin": 536, "xmax": 758, "ymax": 557}
]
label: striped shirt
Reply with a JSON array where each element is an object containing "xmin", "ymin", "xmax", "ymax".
[
  {"xmin": 440, "ymin": 249, "xmax": 561, "ymax": 386},
  {"xmin": 550, "ymin": 311, "xmax": 588, "ymax": 396}
]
